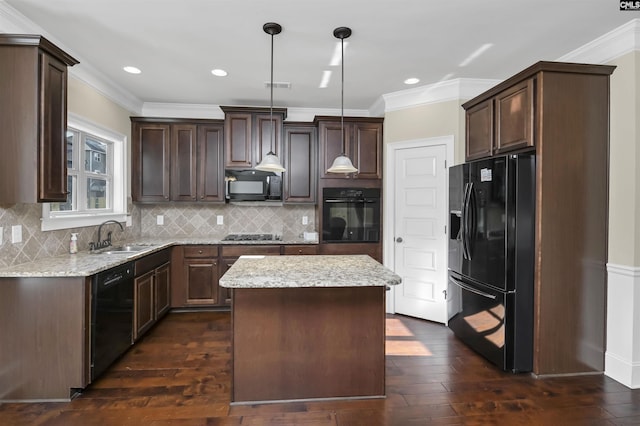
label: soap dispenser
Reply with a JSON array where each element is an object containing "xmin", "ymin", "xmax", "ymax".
[{"xmin": 70, "ymin": 233, "xmax": 78, "ymax": 254}]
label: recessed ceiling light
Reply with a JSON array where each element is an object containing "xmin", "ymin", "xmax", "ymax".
[
  {"xmin": 404, "ymin": 77, "xmax": 420, "ymax": 85},
  {"xmin": 123, "ymin": 66, "xmax": 141, "ymax": 74},
  {"xmin": 211, "ymin": 68, "xmax": 228, "ymax": 77}
]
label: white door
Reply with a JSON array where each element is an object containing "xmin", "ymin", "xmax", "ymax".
[{"xmin": 392, "ymin": 144, "xmax": 448, "ymax": 323}]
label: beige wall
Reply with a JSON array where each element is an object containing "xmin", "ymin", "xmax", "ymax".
[
  {"xmin": 0, "ymin": 77, "xmax": 138, "ymax": 268},
  {"xmin": 67, "ymin": 76, "xmax": 133, "ymax": 139},
  {"xmin": 608, "ymin": 51, "xmax": 640, "ymax": 266},
  {"xmin": 383, "ymin": 100, "xmax": 466, "ymax": 164}
]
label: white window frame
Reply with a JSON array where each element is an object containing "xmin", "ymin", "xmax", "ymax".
[{"xmin": 41, "ymin": 113, "xmax": 128, "ymax": 231}]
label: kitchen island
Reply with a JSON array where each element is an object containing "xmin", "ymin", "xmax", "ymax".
[{"xmin": 219, "ymin": 254, "xmax": 401, "ymax": 404}]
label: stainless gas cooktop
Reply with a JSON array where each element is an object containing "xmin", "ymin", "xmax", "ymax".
[{"xmin": 222, "ymin": 233, "xmax": 280, "ymax": 241}]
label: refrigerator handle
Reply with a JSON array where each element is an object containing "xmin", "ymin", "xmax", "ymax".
[
  {"xmin": 449, "ymin": 276, "xmax": 496, "ymax": 300},
  {"xmin": 461, "ymin": 183, "xmax": 468, "ymax": 259},
  {"xmin": 467, "ymin": 182, "xmax": 476, "ymax": 259},
  {"xmin": 462, "ymin": 182, "xmax": 473, "ymax": 260}
]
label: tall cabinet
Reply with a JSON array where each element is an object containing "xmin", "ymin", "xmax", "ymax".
[{"xmin": 462, "ymin": 61, "xmax": 616, "ymax": 376}]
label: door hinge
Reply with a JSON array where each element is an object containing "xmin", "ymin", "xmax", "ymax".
[
  {"xmin": 443, "ymin": 289, "xmax": 447, "ymax": 299},
  {"xmin": 444, "ymin": 225, "xmax": 447, "ymax": 235},
  {"xmin": 444, "ymin": 159, "xmax": 447, "ymax": 168}
]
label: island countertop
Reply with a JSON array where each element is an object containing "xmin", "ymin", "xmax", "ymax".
[{"xmin": 219, "ymin": 254, "xmax": 401, "ymax": 288}]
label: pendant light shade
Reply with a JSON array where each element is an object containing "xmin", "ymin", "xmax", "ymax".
[
  {"xmin": 327, "ymin": 26, "xmax": 358, "ymax": 174},
  {"xmin": 256, "ymin": 22, "xmax": 286, "ymax": 173}
]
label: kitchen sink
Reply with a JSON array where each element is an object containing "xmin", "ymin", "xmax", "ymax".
[{"xmin": 92, "ymin": 244, "xmax": 157, "ymax": 255}]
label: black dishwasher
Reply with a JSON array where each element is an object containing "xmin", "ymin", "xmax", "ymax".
[{"xmin": 91, "ymin": 261, "xmax": 134, "ymax": 381}]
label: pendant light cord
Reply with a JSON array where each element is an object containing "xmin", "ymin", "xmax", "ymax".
[
  {"xmin": 270, "ymin": 31, "xmax": 274, "ymax": 154},
  {"xmin": 340, "ymin": 36, "xmax": 345, "ymax": 155}
]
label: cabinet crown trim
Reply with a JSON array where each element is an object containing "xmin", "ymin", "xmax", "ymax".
[{"xmin": 462, "ymin": 61, "xmax": 616, "ymax": 110}]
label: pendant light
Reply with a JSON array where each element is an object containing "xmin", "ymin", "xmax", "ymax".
[
  {"xmin": 255, "ymin": 22, "xmax": 286, "ymax": 173},
  {"xmin": 327, "ymin": 26, "xmax": 358, "ymax": 174}
]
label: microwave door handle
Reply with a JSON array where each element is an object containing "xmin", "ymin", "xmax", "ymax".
[{"xmin": 449, "ymin": 276, "xmax": 496, "ymax": 300}]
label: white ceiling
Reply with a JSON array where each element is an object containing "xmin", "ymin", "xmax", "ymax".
[{"xmin": 2, "ymin": 0, "xmax": 636, "ymax": 114}]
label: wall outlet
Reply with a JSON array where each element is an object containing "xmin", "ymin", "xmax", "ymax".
[
  {"xmin": 217, "ymin": 215, "xmax": 224, "ymax": 225},
  {"xmin": 157, "ymin": 215, "xmax": 164, "ymax": 225},
  {"xmin": 126, "ymin": 216, "xmax": 132, "ymax": 227},
  {"xmin": 11, "ymin": 225, "xmax": 22, "ymax": 244},
  {"xmin": 302, "ymin": 216, "xmax": 308, "ymax": 225}
]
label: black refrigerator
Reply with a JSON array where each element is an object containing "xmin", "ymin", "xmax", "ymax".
[{"xmin": 447, "ymin": 153, "xmax": 535, "ymax": 373}]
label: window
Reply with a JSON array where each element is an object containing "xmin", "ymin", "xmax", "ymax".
[{"xmin": 42, "ymin": 114, "xmax": 127, "ymax": 231}]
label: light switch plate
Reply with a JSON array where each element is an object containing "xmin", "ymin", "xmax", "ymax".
[
  {"xmin": 126, "ymin": 216, "xmax": 132, "ymax": 227},
  {"xmin": 0, "ymin": 226, "xmax": 3, "ymax": 245},
  {"xmin": 302, "ymin": 216, "xmax": 308, "ymax": 225},
  {"xmin": 217, "ymin": 215, "xmax": 224, "ymax": 225},
  {"xmin": 157, "ymin": 215, "xmax": 164, "ymax": 225},
  {"xmin": 11, "ymin": 225, "xmax": 22, "ymax": 244}
]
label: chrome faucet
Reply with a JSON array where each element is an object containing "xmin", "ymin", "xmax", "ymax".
[{"xmin": 89, "ymin": 220, "xmax": 124, "ymax": 251}]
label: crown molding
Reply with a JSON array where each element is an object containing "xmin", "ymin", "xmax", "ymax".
[
  {"xmin": 0, "ymin": 1, "xmax": 144, "ymax": 114},
  {"xmin": 381, "ymin": 78, "xmax": 502, "ymax": 113},
  {"xmin": 141, "ymin": 103, "xmax": 224, "ymax": 119},
  {"xmin": 557, "ymin": 18, "xmax": 640, "ymax": 64}
]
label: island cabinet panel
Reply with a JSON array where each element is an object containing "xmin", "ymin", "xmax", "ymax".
[
  {"xmin": 231, "ymin": 286, "xmax": 385, "ymax": 402},
  {"xmin": 0, "ymin": 35, "xmax": 78, "ymax": 203},
  {"xmin": 0, "ymin": 276, "xmax": 90, "ymax": 401}
]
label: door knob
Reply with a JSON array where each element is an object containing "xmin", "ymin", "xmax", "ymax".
[{"xmin": 396, "ymin": 237, "xmax": 403, "ymax": 243}]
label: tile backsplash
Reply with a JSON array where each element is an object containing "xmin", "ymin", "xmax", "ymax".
[
  {"xmin": 0, "ymin": 201, "xmax": 316, "ymax": 268},
  {"xmin": 138, "ymin": 203, "xmax": 316, "ymax": 240}
]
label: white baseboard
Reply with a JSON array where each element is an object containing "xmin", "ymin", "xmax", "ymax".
[{"xmin": 605, "ymin": 263, "xmax": 640, "ymax": 389}]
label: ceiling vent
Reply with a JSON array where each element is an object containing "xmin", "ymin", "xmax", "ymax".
[{"xmin": 265, "ymin": 81, "xmax": 291, "ymax": 89}]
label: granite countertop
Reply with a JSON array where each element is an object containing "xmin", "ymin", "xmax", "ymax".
[
  {"xmin": 219, "ymin": 255, "xmax": 402, "ymax": 288},
  {"xmin": 0, "ymin": 237, "xmax": 318, "ymax": 278}
]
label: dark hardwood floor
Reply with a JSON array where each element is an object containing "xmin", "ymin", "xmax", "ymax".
[{"xmin": 1, "ymin": 311, "xmax": 639, "ymax": 425}]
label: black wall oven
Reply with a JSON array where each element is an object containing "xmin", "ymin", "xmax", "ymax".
[{"xmin": 322, "ymin": 188, "xmax": 380, "ymax": 243}]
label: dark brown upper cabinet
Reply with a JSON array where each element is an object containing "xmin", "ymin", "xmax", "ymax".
[
  {"xmin": 221, "ymin": 106, "xmax": 286, "ymax": 169},
  {"xmin": 131, "ymin": 118, "xmax": 224, "ymax": 203},
  {"xmin": 283, "ymin": 123, "xmax": 317, "ymax": 204},
  {"xmin": 0, "ymin": 34, "xmax": 78, "ymax": 203},
  {"xmin": 465, "ymin": 78, "xmax": 534, "ymax": 161},
  {"xmin": 315, "ymin": 117, "xmax": 383, "ymax": 180}
]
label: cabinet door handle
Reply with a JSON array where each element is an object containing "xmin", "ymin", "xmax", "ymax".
[{"xmin": 198, "ymin": 250, "xmax": 203, "ymax": 254}]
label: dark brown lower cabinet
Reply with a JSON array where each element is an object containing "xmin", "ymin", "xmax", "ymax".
[
  {"xmin": 172, "ymin": 245, "xmax": 220, "ymax": 308},
  {"xmin": 134, "ymin": 249, "xmax": 171, "ymax": 341}
]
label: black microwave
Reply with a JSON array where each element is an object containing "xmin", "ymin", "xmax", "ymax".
[{"xmin": 225, "ymin": 170, "xmax": 282, "ymax": 201}]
